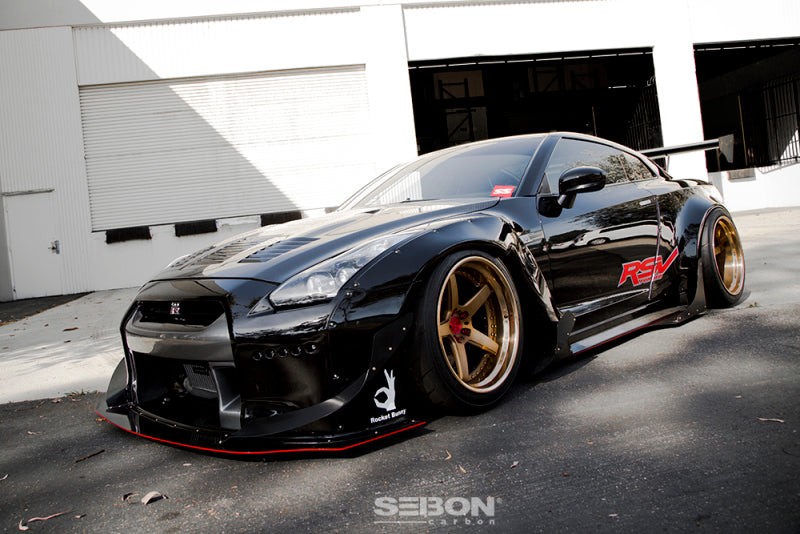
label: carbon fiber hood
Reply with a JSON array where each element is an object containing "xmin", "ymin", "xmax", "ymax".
[{"xmin": 153, "ymin": 200, "xmax": 498, "ymax": 284}]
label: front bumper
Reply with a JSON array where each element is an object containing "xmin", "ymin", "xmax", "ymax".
[
  {"xmin": 97, "ymin": 278, "xmax": 424, "ymax": 454},
  {"xmin": 97, "ymin": 359, "xmax": 425, "ymax": 454}
]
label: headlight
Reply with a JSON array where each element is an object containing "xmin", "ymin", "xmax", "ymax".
[{"xmin": 266, "ymin": 233, "xmax": 414, "ymax": 308}]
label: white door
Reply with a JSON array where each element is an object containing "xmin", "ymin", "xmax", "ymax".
[{"xmin": 4, "ymin": 192, "xmax": 63, "ymax": 299}]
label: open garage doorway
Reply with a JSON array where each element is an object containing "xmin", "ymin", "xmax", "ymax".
[
  {"xmin": 695, "ymin": 39, "xmax": 800, "ymax": 172},
  {"xmin": 409, "ymin": 48, "xmax": 662, "ymax": 155}
]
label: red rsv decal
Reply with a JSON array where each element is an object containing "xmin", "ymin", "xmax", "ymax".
[
  {"xmin": 491, "ymin": 185, "xmax": 515, "ymax": 198},
  {"xmin": 618, "ymin": 247, "xmax": 679, "ymax": 287}
]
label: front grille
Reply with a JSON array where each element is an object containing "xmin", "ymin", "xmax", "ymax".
[
  {"xmin": 137, "ymin": 300, "xmax": 224, "ymax": 327},
  {"xmin": 183, "ymin": 363, "xmax": 216, "ymax": 394}
]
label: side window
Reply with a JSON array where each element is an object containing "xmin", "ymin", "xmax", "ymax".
[
  {"xmin": 619, "ymin": 152, "xmax": 655, "ymax": 182},
  {"xmin": 541, "ymin": 138, "xmax": 630, "ymax": 193}
]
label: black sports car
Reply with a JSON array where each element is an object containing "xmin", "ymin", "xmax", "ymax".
[{"xmin": 98, "ymin": 132, "xmax": 746, "ymax": 454}]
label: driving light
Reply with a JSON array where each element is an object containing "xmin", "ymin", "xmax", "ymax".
[{"xmin": 267, "ymin": 233, "xmax": 414, "ymax": 307}]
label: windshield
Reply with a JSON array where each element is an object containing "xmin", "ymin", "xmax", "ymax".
[{"xmin": 341, "ymin": 136, "xmax": 544, "ymax": 209}]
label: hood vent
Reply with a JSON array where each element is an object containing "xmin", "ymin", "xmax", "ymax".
[
  {"xmin": 240, "ymin": 237, "xmax": 317, "ymax": 263},
  {"xmin": 177, "ymin": 234, "xmax": 281, "ymax": 268}
]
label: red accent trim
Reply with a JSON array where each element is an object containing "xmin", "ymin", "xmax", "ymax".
[{"xmin": 95, "ymin": 410, "xmax": 426, "ymax": 455}]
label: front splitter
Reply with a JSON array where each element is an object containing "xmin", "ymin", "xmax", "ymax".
[{"xmin": 96, "ymin": 401, "xmax": 426, "ymax": 456}]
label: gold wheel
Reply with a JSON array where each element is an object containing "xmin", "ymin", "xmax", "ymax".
[
  {"xmin": 712, "ymin": 215, "xmax": 745, "ymax": 296},
  {"xmin": 435, "ymin": 256, "xmax": 520, "ymax": 394}
]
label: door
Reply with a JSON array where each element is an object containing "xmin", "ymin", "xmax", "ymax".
[
  {"xmin": 536, "ymin": 138, "xmax": 661, "ymax": 333},
  {"xmin": 4, "ymin": 192, "xmax": 63, "ymax": 299}
]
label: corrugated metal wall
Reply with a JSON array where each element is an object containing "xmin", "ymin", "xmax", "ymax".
[
  {"xmin": 71, "ymin": 11, "xmax": 379, "ymax": 232},
  {"xmin": 80, "ymin": 66, "xmax": 372, "ymax": 231}
]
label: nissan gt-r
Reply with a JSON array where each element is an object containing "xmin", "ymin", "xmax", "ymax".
[{"xmin": 98, "ymin": 132, "xmax": 746, "ymax": 454}]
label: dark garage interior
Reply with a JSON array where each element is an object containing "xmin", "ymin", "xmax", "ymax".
[
  {"xmin": 695, "ymin": 39, "xmax": 800, "ymax": 171},
  {"xmin": 409, "ymin": 48, "xmax": 663, "ymax": 155}
]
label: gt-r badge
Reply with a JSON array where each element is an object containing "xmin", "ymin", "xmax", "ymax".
[
  {"xmin": 618, "ymin": 247, "xmax": 679, "ymax": 287},
  {"xmin": 169, "ymin": 302, "xmax": 180, "ymax": 315},
  {"xmin": 374, "ymin": 369, "xmax": 397, "ymax": 411}
]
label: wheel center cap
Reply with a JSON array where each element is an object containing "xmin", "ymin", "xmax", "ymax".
[
  {"xmin": 449, "ymin": 315, "xmax": 462, "ymax": 336},
  {"xmin": 449, "ymin": 311, "xmax": 471, "ymax": 341}
]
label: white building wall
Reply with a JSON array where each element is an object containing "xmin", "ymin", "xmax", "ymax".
[
  {"xmin": 361, "ymin": 5, "xmax": 418, "ymax": 173},
  {"xmin": 650, "ymin": 0, "xmax": 707, "ymax": 179},
  {"xmin": 0, "ymin": 27, "xmax": 91, "ymax": 299},
  {"xmin": 402, "ymin": 1, "xmax": 652, "ymax": 61},
  {"xmin": 0, "ymin": 202, "xmax": 11, "ymax": 300},
  {"xmin": 688, "ymin": 0, "xmax": 800, "ymax": 44},
  {"xmin": 72, "ymin": 6, "xmax": 415, "ymax": 180},
  {"xmin": 711, "ymin": 166, "xmax": 800, "ymax": 213},
  {"xmin": 79, "ymin": 6, "xmax": 416, "ymax": 291},
  {"xmin": 0, "ymin": 5, "xmax": 418, "ymax": 298},
  {"xmin": 73, "ymin": 10, "xmax": 365, "ymax": 85},
  {"xmin": 0, "ymin": 0, "xmax": 798, "ymax": 299}
]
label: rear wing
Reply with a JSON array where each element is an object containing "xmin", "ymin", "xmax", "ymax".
[{"xmin": 640, "ymin": 134, "xmax": 733, "ymax": 170}]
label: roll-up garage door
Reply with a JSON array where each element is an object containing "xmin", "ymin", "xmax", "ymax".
[{"xmin": 80, "ymin": 66, "xmax": 371, "ymax": 231}]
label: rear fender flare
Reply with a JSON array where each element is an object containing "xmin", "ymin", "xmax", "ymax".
[{"xmin": 662, "ymin": 187, "xmax": 721, "ymax": 305}]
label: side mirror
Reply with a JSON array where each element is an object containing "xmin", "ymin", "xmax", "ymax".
[{"xmin": 557, "ymin": 166, "xmax": 606, "ymax": 207}]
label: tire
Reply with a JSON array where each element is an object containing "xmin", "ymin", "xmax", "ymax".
[
  {"xmin": 701, "ymin": 209, "xmax": 745, "ymax": 307},
  {"xmin": 412, "ymin": 250, "xmax": 523, "ymax": 412}
]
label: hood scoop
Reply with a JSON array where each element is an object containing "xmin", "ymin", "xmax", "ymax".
[{"xmin": 240, "ymin": 237, "xmax": 318, "ymax": 263}]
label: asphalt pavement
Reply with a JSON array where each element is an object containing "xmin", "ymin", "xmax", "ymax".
[{"xmin": 0, "ymin": 207, "xmax": 798, "ymax": 533}]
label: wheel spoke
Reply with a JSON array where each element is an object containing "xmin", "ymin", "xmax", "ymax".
[
  {"xmin": 445, "ymin": 273, "xmax": 460, "ymax": 311},
  {"xmin": 438, "ymin": 321, "xmax": 453, "ymax": 339},
  {"xmin": 463, "ymin": 284, "xmax": 492, "ymax": 317},
  {"xmin": 466, "ymin": 328, "xmax": 500, "ymax": 355},
  {"xmin": 452, "ymin": 342, "xmax": 470, "ymax": 380}
]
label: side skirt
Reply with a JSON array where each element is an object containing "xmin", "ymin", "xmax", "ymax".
[
  {"xmin": 569, "ymin": 304, "xmax": 685, "ymax": 356},
  {"xmin": 564, "ymin": 258, "xmax": 708, "ymax": 357}
]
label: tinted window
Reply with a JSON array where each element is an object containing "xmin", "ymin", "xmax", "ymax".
[
  {"xmin": 344, "ymin": 136, "xmax": 543, "ymax": 208},
  {"xmin": 541, "ymin": 138, "xmax": 631, "ymax": 193},
  {"xmin": 619, "ymin": 152, "xmax": 655, "ymax": 182}
]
